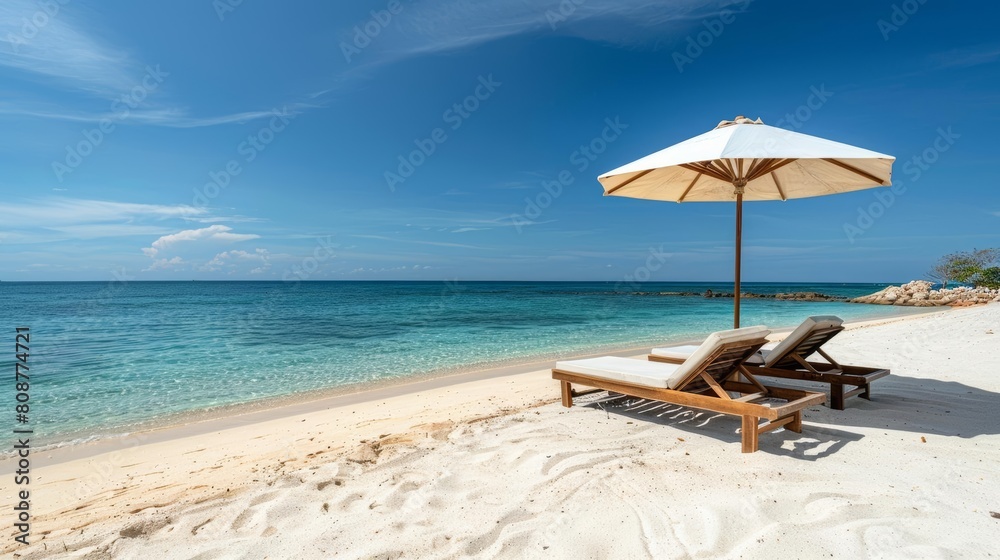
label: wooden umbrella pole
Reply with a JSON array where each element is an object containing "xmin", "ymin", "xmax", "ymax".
[{"xmin": 733, "ymin": 185, "xmax": 744, "ymax": 329}]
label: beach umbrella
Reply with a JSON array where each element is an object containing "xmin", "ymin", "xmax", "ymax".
[{"xmin": 598, "ymin": 116, "xmax": 894, "ymax": 328}]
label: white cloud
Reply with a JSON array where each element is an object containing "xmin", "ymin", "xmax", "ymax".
[
  {"xmin": 204, "ymin": 248, "xmax": 271, "ymax": 274},
  {"xmin": 348, "ymin": 264, "xmax": 431, "ymax": 274},
  {"xmin": 144, "ymin": 256, "xmax": 184, "ymax": 272},
  {"xmin": 143, "ymin": 225, "xmax": 259, "ymax": 257}
]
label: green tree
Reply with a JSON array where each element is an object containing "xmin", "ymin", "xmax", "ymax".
[
  {"xmin": 975, "ymin": 267, "xmax": 1000, "ymax": 290},
  {"xmin": 928, "ymin": 248, "xmax": 999, "ymax": 288}
]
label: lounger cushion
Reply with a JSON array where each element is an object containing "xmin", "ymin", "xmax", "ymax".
[
  {"xmin": 651, "ymin": 342, "xmax": 776, "ymax": 364},
  {"xmin": 649, "ymin": 344, "xmax": 701, "ymax": 361},
  {"xmin": 667, "ymin": 326, "xmax": 769, "ymax": 388},
  {"xmin": 555, "ymin": 356, "xmax": 680, "ymax": 388},
  {"xmin": 762, "ymin": 315, "xmax": 843, "ymax": 367}
]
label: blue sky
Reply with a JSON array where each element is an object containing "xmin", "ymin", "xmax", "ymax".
[{"xmin": 0, "ymin": 0, "xmax": 998, "ymax": 282}]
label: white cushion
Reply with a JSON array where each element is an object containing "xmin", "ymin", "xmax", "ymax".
[
  {"xmin": 649, "ymin": 344, "xmax": 701, "ymax": 361},
  {"xmin": 556, "ymin": 356, "xmax": 680, "ymax": 388},
  {"xmin": 763, "ymin": 315, "xmax": 843, "ymax": 367},
  {"xmin": 652, "ymin": 342, "xmax": 777, "ymax": 365},
  {"xmin": 560, "ymin": 327, "xmax": 770, "ymax": 391},
  {"xmin": 668, "ymin": 326, "xmax": 770, "ymax": 388}
]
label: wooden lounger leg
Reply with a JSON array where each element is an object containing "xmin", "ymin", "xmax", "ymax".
[
  {"xmin": 860, "ymin": 383, "xmax": 872, "ymax": 401},
  {"xmin": 741, "ymin": 416, "xmax": 759, "ymax": 453},
  {"xmin": 830, "ymin": 382, "xmax": 845, "ymax": 411},
  {"xmin": 561, "ymin": 381, "xmax": 573, "ymax": 408},
  {"xmin": 788, "ymin": 410, "xmax": 802, "ymax": 433}
]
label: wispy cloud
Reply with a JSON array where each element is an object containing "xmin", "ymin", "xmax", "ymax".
[
  {"xmin": 344, "ymin": 0, "xmax": 736, "ymax": 72},
  {"xmin": 0, "ymin": 1, "xmax": 135, "ymax": 96},
  {"xmin": 350, "ymin": 233, "xmax": 483, "ymax": 250},
  {"xmin": 927, "ymin": 45, "xmax": 1000, "ymax": 70},
  {"xmin": 0, "ymin": 2, "xmax": 328, "ymax": 127},
  {"xmin": 47, "ymin": 224, "xmax": 177, "ymax": 239},
  {"xmin": 0, "ymin": 98, "xmax": 320, "ymax": 128},
  {"xmin": 143, "ymin": 225, "xmax": 260, "ymax": 257},
  {"xmin": 0, "ymin": 198, "xmax": 205, "ymax": 227}
]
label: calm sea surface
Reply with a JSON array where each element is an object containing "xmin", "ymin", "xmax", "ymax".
[{"xmin": 0, "ymin": 281, "xmax": 927, "ymax": 447}]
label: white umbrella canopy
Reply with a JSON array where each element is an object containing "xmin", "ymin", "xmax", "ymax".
[{"xmin": 598, "ymin": 116, "xmax": 895, "ymax": 327}]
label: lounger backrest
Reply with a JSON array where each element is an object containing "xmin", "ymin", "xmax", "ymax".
[
  {"xmin": 763, "ymin": 316, "xmax": 844, "ymax": 368},
  {"xmin": 667, "ymin": 326, "xmax": 770, "ymax": 389}
]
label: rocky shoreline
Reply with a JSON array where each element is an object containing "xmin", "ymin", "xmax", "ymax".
[
  {"xmin": 632, "ymin": 291, "xmax": 848, "ymax": 301},
  {"xmin": 849, "ymin": 280, "xmax": 1000, "ymax": 307},
  {"xmin": 630, "ymin": 281, "xmax": 1000, "ymax": 307}
]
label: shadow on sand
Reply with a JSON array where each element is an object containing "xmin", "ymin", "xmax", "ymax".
[
  {"xmin": 805, "ymin": 374, "xmax": 1000, "ymax": 438},
  {"xmin": 580, "ymin": 373, "xmax": 1000, "ymax": 458},
  {"xmin": 578, "ymin": 393, "xmax": 861, "ymax": 460}
]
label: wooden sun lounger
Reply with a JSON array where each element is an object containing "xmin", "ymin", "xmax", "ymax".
[
  {"xmin": 553, "ymin": 328, "xmax": 826, "ymax": 453},
  {"xmin": 742, "ymin": 324, "xmax": 889, "ymax": 410},
  {"xmin": 649, "ymin": 317, "xmax": 889, "ymax": 410}
]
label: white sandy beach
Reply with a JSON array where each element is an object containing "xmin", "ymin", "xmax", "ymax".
[{"xmin": 5, "ymin": 305, "xmax": 1000, "ymax": 559}]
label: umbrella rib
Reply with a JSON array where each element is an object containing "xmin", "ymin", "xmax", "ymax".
[
  {"xmin": 822, "ymin": 158, "xmax": 887, "ymax": 185},
  {"xmin": 707, "ymin": 160, "xmax": 735, "ymax": 181},
  {"xmin": 770, "ymin": 172, "xmax": 787, "ymax": 201},
  {"xmin": 720, "ymin": 159, "xmax": 737, "ymax": 181},
  {"xmin": 677, "ymin": 173, "xmax": 702, "ymax": 202},
  {"xmin": 679, "ymin": 163, "xmax": 730, "ymax": 183},
  {"xmin": 748, "ymin": 158, "xmax": 795, "ymax": 182},
  {"xmin": 745, "ymin": 158, "xmax": 761, "ymax": 178},
  {"xmin": 604, "ymin": 169, "xmax": 655, "ymax": 195}
]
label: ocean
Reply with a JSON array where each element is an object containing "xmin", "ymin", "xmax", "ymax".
[{"xmin": 1, "ymin": 281, "xmax": 926, "ymax": 448}]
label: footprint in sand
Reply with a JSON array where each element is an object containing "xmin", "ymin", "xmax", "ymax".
[{"xmin": 119, "ymin": 516, "xmax": 172, "ymax": 539}]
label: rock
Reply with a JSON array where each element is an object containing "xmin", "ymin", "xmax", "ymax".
[{"xmin": 851, "ymin": 280, "xmax": 995, "ymax": 308}]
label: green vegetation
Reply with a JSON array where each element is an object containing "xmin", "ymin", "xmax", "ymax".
[{"xmin": 928, "ymin": 248, "xmax": 1000, "ymax": 289}]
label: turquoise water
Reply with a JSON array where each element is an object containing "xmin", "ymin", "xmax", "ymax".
[{"xmin": 0, "ymin": 281, "xmax": 926, "ymax": 447}]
